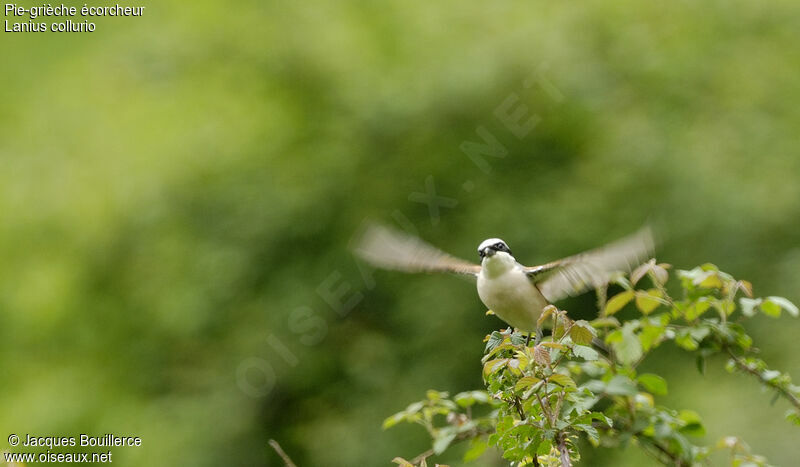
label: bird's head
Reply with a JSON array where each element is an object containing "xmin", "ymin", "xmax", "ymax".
[{"xmin": 478, "ymin": 238, "xmax": 513, "ymax": 261}]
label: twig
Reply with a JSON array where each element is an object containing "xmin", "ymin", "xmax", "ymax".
[
  {"xmin": 617, "ymin": 416, "xmax": 689, "ymax": 466},
  {"xmin": 513, "ymin": 396, "xmax": 527, "ymax": 420},
  {"xmin": 556, "ymin": 432, "xmax": 572, "ymax": 467},
  {"xmin": 725, "ymin": 347, "xmax": 800, "ymax": 412},
  {"xmin": 535, "ymin": 392, "xmax": 552, "ymax": 426},
  {"xmin": 553, "ymin": 392, "xmax": 565, "ymax": 424},
  {"xmin": 645, "ymin": 438, "xmax": 688, "ymax": 467},
  {"xmin": 410, "ymin": 448, "xmax": 435, "ymax": 465},
  {"xmin": 269, "ymin": 439, "xmax": 298, "ymax": 467}
]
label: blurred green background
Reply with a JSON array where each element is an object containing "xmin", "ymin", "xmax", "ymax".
[{"xmin": 1, "ymin": 1, "xmax": 799, "ymax": 465}]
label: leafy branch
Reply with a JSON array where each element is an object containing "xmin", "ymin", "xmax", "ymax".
[{"xmin": 383, "ymin": 261, "xmax": 799, "ymax": 466}]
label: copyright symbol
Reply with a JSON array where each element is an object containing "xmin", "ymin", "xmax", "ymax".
[{"xmin": 8, "ymin": 434, "xmax": 19, "ymax": 446}]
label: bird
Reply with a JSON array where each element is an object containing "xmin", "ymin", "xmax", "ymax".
[{"xmin": 353, "ymin": 223, "xmax": 654, "ymax": 342}]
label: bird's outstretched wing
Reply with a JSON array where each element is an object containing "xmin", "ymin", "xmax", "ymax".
[
  {"xmin": 352, "ymin": 223, "xmax": 481, "ymax": 277},
  {"xmin": 525, "ymin": 227, "xmax": 655, "ymax": 302}
]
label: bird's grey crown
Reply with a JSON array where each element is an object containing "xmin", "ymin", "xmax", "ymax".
[{"xmin": 478, "ymin": 238, "xmax": 512, "ymax": 258}]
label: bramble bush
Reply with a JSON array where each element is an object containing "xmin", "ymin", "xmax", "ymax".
[{"xmin": 384, "ymin": 261, "xmax": 799, "ymax": 466}]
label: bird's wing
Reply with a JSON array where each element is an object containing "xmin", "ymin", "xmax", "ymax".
[
  {"xmin": 352, "ymin": 223, "xmax": 481, "ymax": 277},
  {"xmin": 524, "ymin": 226, "xmax": 655, "ymax": 302}
]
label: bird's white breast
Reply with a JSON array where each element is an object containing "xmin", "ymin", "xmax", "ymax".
[{"xmin": 477, "ymin": 258, "xmax": 548, "ymax": 332}]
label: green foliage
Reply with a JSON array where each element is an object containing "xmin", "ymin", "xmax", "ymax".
[
  {"xmin": 3, "ymin": 2, "xmax": 800, "ymax": 465},
  {"xmin": 384, "ymin": 263, "xmax": 798, "ymax": 466}
]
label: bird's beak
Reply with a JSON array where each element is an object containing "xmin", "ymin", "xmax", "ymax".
[{"xmin": 483, "ymin": 247, "xmax": 496, "ymax": 257}]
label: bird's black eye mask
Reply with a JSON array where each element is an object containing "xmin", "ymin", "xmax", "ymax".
[{"xmin": 478, "ymin": 243, "xmax": 512, "ymax": 258}]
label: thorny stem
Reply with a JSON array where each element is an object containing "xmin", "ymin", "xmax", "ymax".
[
  {"xmin": 480, "ymin": 276, "xmax": 794, "ymax": 467},
  {"xmin": 616, "ymin": 400, "xmax": 689, "ymax": 466},
  {"xmin": 556, "ymin": 432, "xmax": 572, "ymax": 467},
  {"xmin": 536, "ymin": 392, "xmax": 552, "ymax": 426},
  {"xmin": 513, "ymin": 396, "xmax": 527, "ymax": 420},
  {"xmin": 409, "ymin": 448, "xmax": 435, "ymax": 465},
  {"xmin": 642, "ymin": 437, "xmax": 689, "ymax": 467},
  {"xmin": 551, "ymin": 352, "xmax": 567, "ymax": 369},
  {"xmin": 637, "ymin": 442, "xmax": 667, "ymax": 466},
  {"xmin": 553, "ymin": 392, "xmax": 565, "ymax": 424},
  {"xmin": 725, "ymin": 346, "xmax": 800, "ymax": 412}
]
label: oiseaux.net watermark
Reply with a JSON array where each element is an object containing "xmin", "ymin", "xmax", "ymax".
[{"xmin": 4, "ymin": 433, "xmax": 141, "ymax": 463}]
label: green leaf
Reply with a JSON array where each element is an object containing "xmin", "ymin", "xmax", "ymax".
[
  {"xmin": 383, "ymin": 412, "xmax": 406, "ymax": 429},
  {"xmin": 635, "ymin": 289, "xmax": 663, "ymax": 315},
  {"xmin": 690, "ymin": 326, "xmax": 710, "ymax": 342},
  {"xmin": 786, "ymin": 410, "xmax": 800, "ymax": 427},
  {"xmin": 677, "ymin": 267, "xmax": 703, "ymax": 282},
  {"xmin": 766, "ymin": 296, "xmax": 799, "ymax": 317},
  {"xmin": 605, "ymin": 375, "xmax": 638, "ymax": 396},
  {"xmin": 427, "ymin": 390, "xmax": 448, "ymax": 401},
  {"xmin": 605, "ymin": 290, "xmax": 635, "ymax": 316},
  {"xmin": 697, "ymin": 271, "xmax": 723, "ymax": 288},
  {"xmin": 509, "ymin": 332, "xmax": 528, "ymax": 346},
  {"xmin": 575, "ymin": 423, "xmax": 600, "ymax": 445},
  {"xmin": 433, "ymin": 431, "xmax": 457, "ymax": 455},
  {"xmin": 522, "ymin": 381, "xmax": 544, "ymax": 400},
  {"xmin": 454, "ymin": 391, "xmax": 489, "ymax": 407},
  {"xmin": 484, "ymin": 331, "xmax": 505, "ymax": 353},
  {"xmin": 717, "ymin": 299, "xmax": 736, "ymax": 316},
  {"xmin": 610, "ymin": 327, "xmax": 642, "ymax": 366},
  {"xmin": 537, "ymin": 305, "xmax": 556, "ymax": 328},
  {"xmin": 572, "ymin": 345, "xmax": 599, "ymax": 361},
  {"xmin": 678, "ymin": 410, "xmax": 705, "ymax": 436},
  {"xmin": 536, "ymin": 438, "xmax": 553, "ymax": 456},
  {"xmin": 549, "ymin": 373, "xmax": 576, "ymax": 388},
  {"xmin": 392, "ymin": 457, "xmax": 414, "ymax": 467},
  {"xmin": 760, "ymin": 299, "xmax": 781, "ymax": 318},
  {"xmin": 696, "ymin": 356, "xmax": 706, "ymax": 375},
  {"xmin": 514, "ymin": 350, "xmax": 530, "ymax": 370},
  {"xmin": 482, "ymin": 358, "xmax": 508, "ymax": 378},
  {"xmin": 638, "ymin": 373, "xmax": 668, "ymax": 396},
  {"xmin": 591, "ymin": 317, "xmax": 621, "ymax": 328},
  {"xmin": 685, "ymin": 300, "xmax": 712, "ymax": 320},
  {"xmin": 737, "ymin": 332, "xmax": 753, "ymax": 350},
  {"xmin": 463, "ymin": 437, "xmax": 489, "ymax": 462},
  {"xmin": 483, "ymin": 342, "xmax": 515, "ymax": 362},
  {"xmin": 406, "ymin": 401, "xmax": 424, "ymax": 412},
  {"xmin": 589, "ymin": 411, "xmax": 614, "ymax": 427},
  {"xmin": 515, "ymin": 376, "xmax": 541, "ymax": 392},
  {"xmin": 675, "ymin": 329, "xmax": 699, "ymax": 351},
  {"xmin": 570, "ymin": 320, "xmax": 597, "ymax": 345},
  {"xmin": 639, "ymin": 325, "xmax": 666, "ymax": 352}
]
